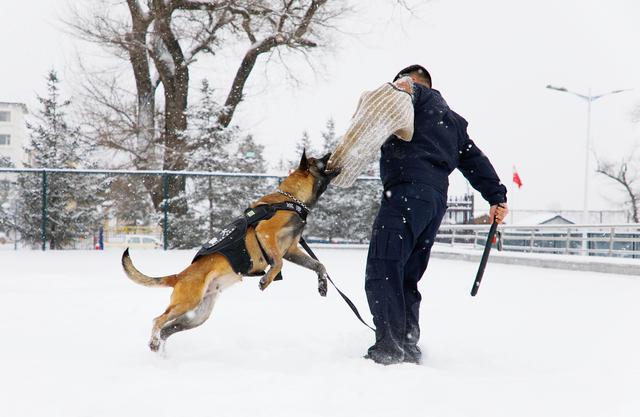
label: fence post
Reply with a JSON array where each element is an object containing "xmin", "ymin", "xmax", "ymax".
[
  {"xmin": 41, "ymin": 170, "xmax": 48, "ymax": 251},
  {"xmin": 609, "ymin": 227, "xmax": 614, "ymax": 256},
  {"xmin": 529, "ymin": 231, "xmax": 535, "ymax": 253},
  {"xmin": 98, "ymin": 227, "xmax": 104, "ymax": 250},
  {"xmin": 162, "ymin": 173, "xmax": 169, "ymax": 250}
]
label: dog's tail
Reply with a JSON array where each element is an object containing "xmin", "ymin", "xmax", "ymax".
[{"xmin": 121, "ymin": 248, "xmax": 178, "ymax": 288}]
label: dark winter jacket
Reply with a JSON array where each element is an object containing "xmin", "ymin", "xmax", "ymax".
[{"xmin": 379, "ymin": 83, "xmax": 507, "ymax": 205}]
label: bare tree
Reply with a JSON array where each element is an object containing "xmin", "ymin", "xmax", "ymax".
[
  {"xmin": 596, "ymin": 157, "xmax": 640, "ymax": 223},
  {"xmin": 67, "ymin": 0, "xmax": 346, "ymax": 212}
]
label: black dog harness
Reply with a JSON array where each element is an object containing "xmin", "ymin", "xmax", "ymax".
[
  {"xmin": 191, "ymin": 201, "xmax": 309, "ymax": 279},
  {"xmin": 191, "ymin": 194, "xmax": 375, "ymax": 332}
]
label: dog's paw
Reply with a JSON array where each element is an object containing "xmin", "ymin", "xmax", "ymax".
[
  {"xmin": 318, "ymin": 274, "xmax": 328, "ymax": 297},
  {"xmin": 258, "ymin": 277, "xmax": 269, "ymax": 291},
  {"xmin": 149, "ymin": 337, "xmax": 163, "ymax": 352}
]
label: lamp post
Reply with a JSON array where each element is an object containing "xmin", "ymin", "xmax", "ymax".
[
  {"xmin": 546, "ymin": 85, "xmax": 631, "ymax": 254},
  {"xmin": 546, "ymin": 85, "xmax": 631, "ymax": 222}
]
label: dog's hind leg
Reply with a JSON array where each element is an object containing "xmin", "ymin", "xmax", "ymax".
[
  {"xmin": 149, "ymin": 302, "xmax": 200, "ymax": 352},
  {"xmin": 148, "ymin": 277, "xmax": 210, "ymax": 352},
  {"xmin": 156, "ymin": 273, "xmax": 241, "ymax": 345},
  {"xmin": 159, "ymin": 292, "xmax": 218, "ymax": 341}
]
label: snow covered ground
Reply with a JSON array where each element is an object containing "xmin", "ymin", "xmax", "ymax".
[{"xmin": 1, "ymin": 247, "xmax": 639, "ymax": 417}]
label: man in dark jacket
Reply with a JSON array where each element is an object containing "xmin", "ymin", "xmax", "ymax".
[{"xmin": 364, "ymin": 65, "xmax": 508, "ymax": 365}]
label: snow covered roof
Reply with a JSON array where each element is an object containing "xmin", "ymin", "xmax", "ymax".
[
  {"xmin": 510, "ymin": 213, "xmax": 575, "ymax": 226},
  {"xmin": 0, "ymin": 102, "xmax": 28, "ymax": 113}
]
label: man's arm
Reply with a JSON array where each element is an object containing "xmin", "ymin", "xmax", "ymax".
[{"xmin": 455, "ymin": 114, "xmax": 508, "ymax": 222}]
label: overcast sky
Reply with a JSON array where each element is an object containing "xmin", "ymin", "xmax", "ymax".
[{"xmin": 2, "ymin": 0, "xmax": 640, "ymax": 213}]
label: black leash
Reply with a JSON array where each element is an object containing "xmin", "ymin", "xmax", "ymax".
[{"xmin": 299, "ymin": 237, "xmax": 375, "ymax": 332}]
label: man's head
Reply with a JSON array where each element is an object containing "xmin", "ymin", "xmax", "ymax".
[{"xmin": 393, "ymin": 64, "xmax": 432, "ymax": 88}]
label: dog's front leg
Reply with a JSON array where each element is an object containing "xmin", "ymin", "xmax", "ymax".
[
  {"xmin": 284, "ymin": 244, "xmax": 328, "ymax": 297},
  {"xmin": 254, "ymin": 222, "xmax": 287, "ymax": 291},
  {"xmin": 259, "ymin": 257, "xmax": 283, "ymax": 291}
]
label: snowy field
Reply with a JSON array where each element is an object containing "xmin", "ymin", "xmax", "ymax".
[{"xmin": 1, "ymin": 247, "xmax": 639, "ymax": 417}]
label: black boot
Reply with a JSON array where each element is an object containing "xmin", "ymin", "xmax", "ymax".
[
  {"xmin": 403, "ymin": 344, "xmax": 422, "ymax": 364},
  {"xmin": 364, "ymin": 344, "xmax": 404, "ymax": 365}
]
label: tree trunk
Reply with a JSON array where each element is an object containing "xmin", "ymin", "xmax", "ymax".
[
  {"xmin": 125, "ymin": 1, "xmax": 164, "ymax": 209},
  {"xmin": 151, "ymin": 0, "xmax": 190, "ymax": 218}
]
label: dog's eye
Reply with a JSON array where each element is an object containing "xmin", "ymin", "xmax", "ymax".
[{"xmin": 317, "ymin": 161, "xmax": 325, "ymax": 169}]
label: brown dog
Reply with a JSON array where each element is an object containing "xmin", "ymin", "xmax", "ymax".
[{"xmin": 122, "ymin": 151, "xmax": 339, "ymax": 352}]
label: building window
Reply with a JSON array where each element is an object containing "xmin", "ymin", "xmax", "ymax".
[
  {"xmin": 0, "ymin": 111, "xmax": 10, "ymax": 122},
  {"xmin": 0, "ymin": 134, "xmax": 11, "ymax": 145}
]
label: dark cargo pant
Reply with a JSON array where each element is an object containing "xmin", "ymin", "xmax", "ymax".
[{"xmin": 365, "ymin": 183, "xmax": 447, "ymax": 359}]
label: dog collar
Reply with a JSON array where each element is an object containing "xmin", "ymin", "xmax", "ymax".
[{"xmin": 276, "ymin": 189, "xmax": 311, "ymax": 212}]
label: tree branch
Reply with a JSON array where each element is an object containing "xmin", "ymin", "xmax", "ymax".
[{"xmin": 597, "ymin": 159, "xmax": 640, "ymax": 223}]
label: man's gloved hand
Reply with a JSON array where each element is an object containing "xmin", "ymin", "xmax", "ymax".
[
  {"xmin": 393, "ymin": 76, "xmax": 414, "ymax": 94},
  {"xmin": 489, "ymin": 203, "xmax": 509, "ymax": 224}
]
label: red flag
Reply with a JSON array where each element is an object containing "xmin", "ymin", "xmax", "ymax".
[{"xmin": 512, "ymin": 166, "xmax": 523, "ymax": 188}]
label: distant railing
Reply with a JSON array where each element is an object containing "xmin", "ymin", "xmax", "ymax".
[{"xmin": 436, "ymin": 223, "xmax": 640, "ymax": 258}]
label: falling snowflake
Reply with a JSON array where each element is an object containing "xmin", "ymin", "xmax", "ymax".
[{"xmin": 206, "ymin": 227, "xmax": 234, "ymax": 247}]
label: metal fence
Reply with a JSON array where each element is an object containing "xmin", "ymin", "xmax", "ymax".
[
  {"xmin": 436, "ymin": 223, "xmax": 640, "ymax": 258},
  {"xmin": 0, "ymin": 167, "xmax": 382, "ymax": 251},
  {"xmin": 4, "ymin": 167, "xmax": 638, "ymax": 258}
]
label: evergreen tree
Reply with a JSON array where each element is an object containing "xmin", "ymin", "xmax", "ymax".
[
  {"xmin": 306, "ymin": 118, "xmax": 350, "ymax": 240},
  {"xmin": 175, "ymin": 79, "xmax": 237, "ymax": 246},
  {"xmin": 107, "ymin": 176, "xmax": 156, "ymax": 227},
  {"xmin": 231, "ymin": 133, "xmax": 274, "ymax": 214},
  {"xmin": 350, "ymin": 151, "xmax": 382, "ymax": 242},
  {"xmin": 0, "ymin": 157, "xmax": 16, "ymax": 238},
  {"xmin": 0, "ymin": 156, "xmax": 12, "ymax": 167},
  {"xmin": 299, "ymin": 130, "xmax": 313, "ymax": 154},
  {"xmin": 288, "ymin": 130, "xmax": 315, "ymax": 169},
  {"xmin": 235, "ymin": 134, "xmax": 267, "ymax": 173},
  {"xmin": 275, "ymin": 155, "xmax": 287, "ymax": 173},
  {"xmin": 174, "ymin": 80, "xmax": 272, "ymax": 248},
  {"xmin": 321, "ymin": 117, "xmax": 339, "ymax": 154},
  {"xmin": 18, "ymin": 70, "xmax": 103, "ymax": 249}
]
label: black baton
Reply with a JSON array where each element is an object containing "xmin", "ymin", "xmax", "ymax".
[{"xmin": 470, "ymin": 220, "xmax": 499, "ymax": 297}]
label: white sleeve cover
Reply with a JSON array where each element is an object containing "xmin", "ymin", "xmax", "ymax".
[{"xmin": 327, "ymin": 79, "xmax": 414, "ymax": 188}]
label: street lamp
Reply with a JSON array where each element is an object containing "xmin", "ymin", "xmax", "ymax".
[{"xmin": 546, "ymin": 85, "xmax": 632, "ymax": 225}]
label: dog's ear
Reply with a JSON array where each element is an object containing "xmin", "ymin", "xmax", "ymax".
[
  {"xmin": 298, "ymin": 148, "xmax": 309, "ymax": 171},
  {"xmin": 320, "ymin": 152, "xmax": 331, "ymax": 165}
]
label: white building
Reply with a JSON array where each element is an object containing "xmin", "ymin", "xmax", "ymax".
[{"xmin": 0, "ymin": 102, "xmax": 28, "ymax": 167}]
